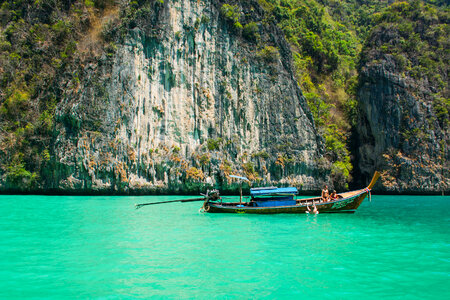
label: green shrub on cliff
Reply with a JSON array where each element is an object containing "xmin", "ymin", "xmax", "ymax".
[
  {"xmin": 0, "ymin": 89, "xmax": 30, "ymax": 121},
  {"xmin": 5, "ymin": 157, "xmax": 37, "ymax": 190},
  {"xmin": 221, "ymin": 4, "xmax": 240, "ymax": 23},
  {"xmin": 257, "ymin": 46, "xmax": 280, "ymax": 63},
  {"xmin": 207, "ymin": 138, "xmax": 223, "ymax": 151},
  {"xmin": 243, "ymin": 22, "xmax": 259, "ymax": 41},
  {"xmin": 252, "ymin": 150, "xmax": 269, "ymax": 160},
  {"xmin": 433, "ymin": 97, "xmax": 449, "ymax": 128}
]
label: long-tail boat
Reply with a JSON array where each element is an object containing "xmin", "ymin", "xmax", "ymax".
[
  {"xmin": 135, "ymin": 172, "xmax": 380, "ymax": 214},
  {"xmin": 201, "ymin": 172, "xmax": 380, "ymax": 214}
]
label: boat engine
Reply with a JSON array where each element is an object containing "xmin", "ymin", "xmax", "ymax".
[
  {"xmin": 199, "ymin": 189, "xmax": 221, "ymax": 213},
  {"xmin": 207, "ymin": 189, "xmax": 221, "ymax": 201}
]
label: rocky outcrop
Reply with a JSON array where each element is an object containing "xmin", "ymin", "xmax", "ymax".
[
  {"xmin": 356, "ymin": 23, "xmax": 449, "ymax": 193},
  {"xmin": 357, "ymin": 62, "xmax": 448, "ymax": 192},
  {"xmin": 41, "ymin": 0, "xmax": 328, "ymax": 194}
]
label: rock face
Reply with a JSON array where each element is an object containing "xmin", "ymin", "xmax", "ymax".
[
  {"xmin": 46, "ymin": 0, "xmax": 326, "ymax": 194},
  {"xmin": 1, "ymin": 1, "xmax": 447, "ymax": 194},
  {"xmin": 357, "ymin": 56, "xmax": 449, "ymax": 193},
  {"xmin": 355, "ymin": 1, "xmax": 449, "ymax": 193}
]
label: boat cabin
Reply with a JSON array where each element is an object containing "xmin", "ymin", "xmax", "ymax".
[{"xmin": 249, "ymin": 187, "xmax": 298, "ymax": 207}]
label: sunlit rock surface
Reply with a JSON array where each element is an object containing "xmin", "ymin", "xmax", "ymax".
[{"xmin": 50, "ymin": 0, "xmax": 326, "ymax": 194}]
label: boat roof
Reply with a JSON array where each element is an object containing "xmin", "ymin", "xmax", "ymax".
[
  {"xmin": 250, "ymin": 187, "xmax": 298, "ymax": 196},
  {"xmin": 229, "ymin": 175, "xmax": 250, "ymax": 181}
]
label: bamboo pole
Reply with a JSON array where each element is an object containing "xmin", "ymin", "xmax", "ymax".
[
  {"xmin": 135, "ymin": 197, "xmax": 205, "ymax": 209},
  {"xmin": 239, "ymin": 182, "xmax": 242, "ymax": 205}
]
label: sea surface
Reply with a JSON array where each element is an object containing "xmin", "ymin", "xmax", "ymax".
[{"xmin": 0, "ymin": 194, "xmax": 449, "ymax": 299}]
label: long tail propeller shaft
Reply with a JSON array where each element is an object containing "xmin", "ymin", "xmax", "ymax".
[{"xmin": 135, "ymin": 197, "xmax": 205, "ymax": 209}]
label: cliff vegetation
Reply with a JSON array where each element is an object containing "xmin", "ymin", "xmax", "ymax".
[{"xmin": 0, "ymin": 0, "xmax": 118, "ymax": 190}]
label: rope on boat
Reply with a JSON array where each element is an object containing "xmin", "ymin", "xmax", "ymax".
[{"xmin": 199, "ymin": 203, "xmax": 210, "ymax": 213}]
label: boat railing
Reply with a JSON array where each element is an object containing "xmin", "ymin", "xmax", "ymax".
[{"xmin": 295, "ymin": 189, "xmax": 367, "ymax": 206}]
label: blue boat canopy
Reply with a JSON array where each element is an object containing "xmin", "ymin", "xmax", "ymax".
[{"xmin": 250, "ymin": 187, "xmax": 298, "ymax": 196}]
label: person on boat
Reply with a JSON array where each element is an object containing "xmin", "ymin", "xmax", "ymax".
[
  {"xmin": 330, "ymin": 190, "xmax": 338, "ymax": 201},
  {"xmin": 321, "ymin": 185, "xmax": 330, "ymax": 202}
]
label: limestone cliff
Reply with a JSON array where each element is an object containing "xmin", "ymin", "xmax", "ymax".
[
  {"xmin": 36, "ymin": 0, "xmax": 327, "ymax": 194},
  {"xmin": 3, "ymin": 1, "xmax": 446, "ymax": 194},
  {"xmin": 356, "ymin": 2, "xmax": 449, "ymax": 193},
  {"xmin": 357, "ymin": 62, "xmax": 449, "ymax": 192}
]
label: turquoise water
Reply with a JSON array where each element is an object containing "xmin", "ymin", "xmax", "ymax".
[{"xmin": 0, "ymin": 195, "xmax": 449, "ymax": 299}]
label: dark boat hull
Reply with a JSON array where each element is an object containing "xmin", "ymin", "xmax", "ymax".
[{"xmin": 205, "ymin": 189, "xmax": 370, "ymax": 214}]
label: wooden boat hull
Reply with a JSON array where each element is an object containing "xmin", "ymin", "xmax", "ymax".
[{"xmin": 205, "ymin": 189, "xmax": 369, "ymax": 214}]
